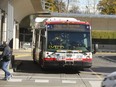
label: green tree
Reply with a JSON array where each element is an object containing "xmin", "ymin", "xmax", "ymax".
[
  {"xmin": 97, "ymin": 0, "xmax": 116, "ymax": 14},
  {"xmin": 44, "ymin": 0, "xmax": 66, "ymax": 12}
]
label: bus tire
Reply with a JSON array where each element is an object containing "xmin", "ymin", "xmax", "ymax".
[
  {"xmin": 40, "ymin": 61, "xmax": 47, "ymax": 70},
  {"xmin": 41, "ymin": 65, "xmax": 45, "ymax": 69},
  {"xmin": 32, "ymin": 48, "xmax": 37, "ymax": 64}
]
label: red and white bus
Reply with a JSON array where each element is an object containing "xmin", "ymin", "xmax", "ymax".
[{"xmin": 33, "ymin": 17, "xmax": 92, "ymax": 69}]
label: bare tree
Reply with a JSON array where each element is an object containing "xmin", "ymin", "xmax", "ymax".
[
  {"xmin": 54, "ymin": 0, "xmax": 66, "ymax": 12},
  {"xmin": 66, "ymin": 0, "xmax": 79, "ymax": 13},
  {"xmin": 69, "ymin": 5, "xmax": 79, "ymax": 13},
  {"xmin": 84, "ymin": 0, "xmax": 99, "ymax": 14}
]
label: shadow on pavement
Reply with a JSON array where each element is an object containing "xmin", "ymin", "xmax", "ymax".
[
  {"xmin": 15, "ymin": 60, "xmax": 81, "ymax": 74},
  {"xmin": 91, "ymin": 55, "xmax": 116, "ymax": 75},
  {"xmin": 98, "ymin": 56, "xmax": 116, "ymax": 62},
  {"xmin": 91, "ymin": 66, "xmax": 116, "ymax": 74}
]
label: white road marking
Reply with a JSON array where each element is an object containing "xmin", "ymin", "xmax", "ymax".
[
  {"xmin": 35, "ymin": 79, "xmax": 49, "ymax": 83},
  {"xmin": 89, "ymin": 68, "xmax": 102, "ymax": 79},
  {"xmin": 105, "ymin": 57, "xmax": 116, "ymax": 62},
  {"xmin": 7, "ymin": 75, "xmax": 103, "ymax": 80},
  {"xmin": 24, "ymin": 76, "xmax": 103, "ymax": 80},
  {"xmin": 8, "ymin": 79, "xmax": 22, "ymax": 82},
  {"xmin": 62, "ymin": 80, "xmax": 76, "ymax": 84},
  {"xmin": 89, "ymin": 81, "xmax": 102, "ymax": 87}
]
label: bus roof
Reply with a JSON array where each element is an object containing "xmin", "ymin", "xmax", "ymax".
[{"xmin": 46, "ymin": 17, "xmax": 89, "ymax": 25}]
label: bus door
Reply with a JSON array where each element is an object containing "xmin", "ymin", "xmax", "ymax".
[
  {"xmin": 39, "ymin": 28, "xmax": 47, "ymax": 60},
  {"xmin": 33, "ymin": 29, "xmax": 41, "ymax": 62}
]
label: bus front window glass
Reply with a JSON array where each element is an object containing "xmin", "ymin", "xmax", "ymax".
[{"xmin": 47, "ymin": 31, "xmax": 91, "ymax": 52}]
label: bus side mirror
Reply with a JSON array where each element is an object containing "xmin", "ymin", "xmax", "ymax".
[{"xmin": 92, "ymin": 44, "xmax": 98, "ymax": 54}]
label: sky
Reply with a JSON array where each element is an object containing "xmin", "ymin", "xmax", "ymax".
[
  {"xmin": 63, "ymin": 0, "xmax": 100, "ymax": 6},
  {"xmin": 63, "ymin": 0, "xmax": 100, "ymax": 13},
  {"xmin": 78, "ymin": 0, "xmax": 100, "ymax": 6},
  {"xmin": 78, "ymin": 0, "xmax": 100, "ymax": 12}
]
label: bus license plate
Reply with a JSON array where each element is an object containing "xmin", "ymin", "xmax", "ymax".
[
  {"xmin": 66, "ymin": 54, "xmax": 72, "ymax": 57},
  {"xmin": 77, "ymin": 55, "xmax": 82, "ymax": 58}
]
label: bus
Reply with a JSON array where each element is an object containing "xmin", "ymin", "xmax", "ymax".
[{"xmin": 32, "ymin": 17, "xmax": 92, "ymax": 69}]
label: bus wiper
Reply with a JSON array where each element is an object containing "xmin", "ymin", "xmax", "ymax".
[{"xmin": 47, "ymin": 50, "xmax": 57, "ymax": 57}]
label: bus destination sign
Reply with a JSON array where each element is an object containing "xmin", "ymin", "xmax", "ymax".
[{"xmin": 47, "ymin": 24, "xmax": 90, "ymax": 32}]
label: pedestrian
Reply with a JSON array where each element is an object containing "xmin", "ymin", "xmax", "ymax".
[{"xmin": 0, "ymin": 41, "xmax": 12, "ymax": 81}]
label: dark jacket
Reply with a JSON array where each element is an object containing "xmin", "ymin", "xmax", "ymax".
[{"xmin": 1, "ymin": 45, "xmax": 12, "ymax": 61}]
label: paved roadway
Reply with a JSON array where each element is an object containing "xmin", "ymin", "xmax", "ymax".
[{"xmin": 0, "ymin": 50, "xmax": 116, "ymax": 87}]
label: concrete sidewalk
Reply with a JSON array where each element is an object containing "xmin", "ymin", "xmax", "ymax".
[
  {"xmin": 13, "ymin": 49, "xmax": 32, "ymax": 55},
  {"xmin": 12, "ymin": 49, "xmax": 32, "ymax": 58}
]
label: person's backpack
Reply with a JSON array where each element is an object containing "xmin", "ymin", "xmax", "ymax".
[{"xmin": 3, "ymin": 54, "xmax": 11, "ymax": 61}]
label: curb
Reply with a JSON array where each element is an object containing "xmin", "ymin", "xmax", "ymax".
[
  {"xmin": 14, "ymin": 54, "xmax": 32, "ymax": 58},
  {"xmin": 13, "ymin": 49, "xmax": 31, "ymax": 52},
  {"xmin": 96, "ymin": 52, "xmax": 116, "ymax": 54}
]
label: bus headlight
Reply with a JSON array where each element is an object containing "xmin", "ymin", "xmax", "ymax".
[
  {"xmin": 86, "ymin": 56, "xmax": 90, "ymax": 59},
  {"xmin": 76, "ymin": 55, "xmax": 83, "ymax": 58},
  {"xmin": 50, "ymin": 54, "xmax": 56, "ymax": 58}
]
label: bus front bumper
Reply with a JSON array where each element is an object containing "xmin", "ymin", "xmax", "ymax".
[{"xmin": 43, "ymin": 61, "xmax": 92, "ymax": 68}]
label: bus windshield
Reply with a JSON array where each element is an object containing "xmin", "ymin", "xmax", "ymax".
[{"xmin": 47, "ymin": 31, "xmax": 91, "ymax": 52}]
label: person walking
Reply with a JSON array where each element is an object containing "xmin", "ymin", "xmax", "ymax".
[{"xmin": 0, "ymin": 41, "xmax": 12, "ymax": 81}]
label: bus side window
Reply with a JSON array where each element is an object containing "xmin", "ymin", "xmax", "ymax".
[
  {"xmin": 40, "ymin": 36, "xmax": 42, "ymax": 50},
  {"xmin": 41, "ymin": 29, "xmax": 46, "ymax": 51},
  {"xmin": 42, "ymin": 36, "xmax": 46, "ymax": 51}
]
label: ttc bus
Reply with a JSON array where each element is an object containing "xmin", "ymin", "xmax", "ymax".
[{"xmin": 32, "ymin": 17, "xmax": 92, "ymax": 69}]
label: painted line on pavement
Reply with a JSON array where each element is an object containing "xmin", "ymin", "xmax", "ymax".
[
  {"xmin": 105, "ymin": 57, "xmax": 116, "ymax": 62},
  {"xmin": 35, "ymin": 79, "xmax": 49, "ymax": 83},
  {"xmin": 11, "ymin": 75, "xmax": 103, "ymax": 80},
  {"xmin": 89, "ymin": 68, "xmax": 103, "ymax": 79},
  {"xmin": 62, "ymin": 80, "xmax": 76, "ymax": 84},
  {"xmin": 96, "ymin": 52, "xmax": 116, "ymax": 54},
  {"xmin": 80, "ymin": 71, "xmax": 104, "ymax": 75},
  {"xmin": 26, "ymin": 76, "xmax": 103, "ymax": 80},
  {"xmin": 8, "ymin": 79, "xmax": 22, "ymax": 82},
  {"xmin": 89, "ymin": 81, "xmax": 102, "ymax": 87}
]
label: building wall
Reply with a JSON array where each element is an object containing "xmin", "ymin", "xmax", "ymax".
[
  {"xmin": 52, "ymin": 13, "xmax": 116, "ymax": 31},
  {"xmin": 77, "ymin": 17, "xmax": 116, "ymax": 31}
]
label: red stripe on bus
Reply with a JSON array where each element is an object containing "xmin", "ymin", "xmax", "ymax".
[
  {"xmin": 44, "ymin": 58, "xmax": 56, "ymax": 61},
  {"xmin": 82, "ymin": 58, "xmax": 92, "ymax": 62}
]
